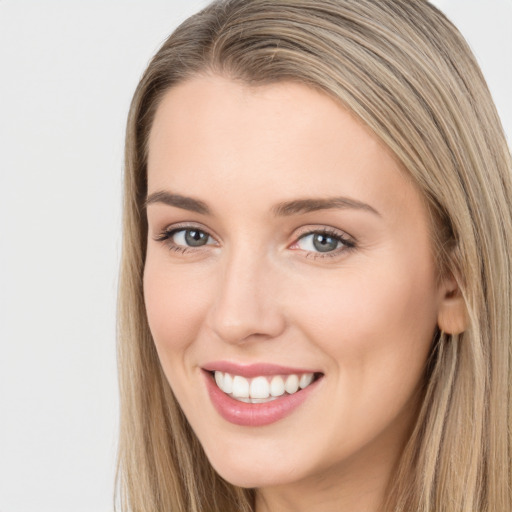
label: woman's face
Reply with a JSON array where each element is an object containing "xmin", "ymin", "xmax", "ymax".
[{"xmin": 144, "ymin": 75, "xmax": 452, "ymax": 501}]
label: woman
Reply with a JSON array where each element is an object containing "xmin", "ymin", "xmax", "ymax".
[{"xmin": 116, "ymin": 1, "xmax": 512, "ymax": 510}]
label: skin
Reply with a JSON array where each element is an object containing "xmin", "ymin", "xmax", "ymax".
[{"xmin": 143, "ymin": 75, "xmax": 464, "ymax": 512}]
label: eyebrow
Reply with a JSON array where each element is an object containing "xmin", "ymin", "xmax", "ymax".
[
  {"xmin": 145, "ymin": 191, "xmax": 210, "ymax": 215},
  {"xmin": 272, "ymin": 197, "xmax": 381, "ymax": 217},
  {"xmin": 145, "ymin": 190, "xmax": 380, "ymax": 217}
]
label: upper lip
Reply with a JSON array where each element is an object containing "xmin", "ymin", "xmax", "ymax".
[{"xmin": 202, "ymin": 361, "xmax": 321, "ymax": 378}]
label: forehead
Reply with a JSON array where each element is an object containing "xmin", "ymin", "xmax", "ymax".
[{"xmin": 147, "ymin": 74, "xmax": 423, "ymax": 222}]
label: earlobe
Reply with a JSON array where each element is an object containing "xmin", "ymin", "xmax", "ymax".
[{"xmin": 437, "ymin": 280, "xmax": 468, "ymax": 335}]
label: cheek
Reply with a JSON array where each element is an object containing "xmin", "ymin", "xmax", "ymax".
[
  {"xmin": 143, "ymin": 255, "xmax": 212, "ymax": 356},
  {"xmin": 282, "ymin": 261, "xmax": 439, "ymax": 451},
  {"xmin": 288, "ymin": 255, "xmax": 439, "ymax": 372}
]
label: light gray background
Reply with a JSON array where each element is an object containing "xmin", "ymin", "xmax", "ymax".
[{"xmin": 0, "ymin": 1, "xmax": 510, "ymax": 511}]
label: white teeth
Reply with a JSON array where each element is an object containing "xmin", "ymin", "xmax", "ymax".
[
  {"xmin": 250, "ymin": 397, "xmax": 278, "ymax": 403},
  {"xmin": 270, "ymin": 376, "xmax": 285, "ymax": 397},
  {"xmin": 214, "ymin": 371, "xmax": 224, "ymax": 389},
  {"xmin": 250, "ymin": 376, "xmax": 270, "ymax": 399},
  {"xmin": 223, "ymin": 372, "xmax": 233, "ymax": 394},
  {"xmin": 232, "ymin": 375, "xmax": 250, "ymax": 398},
  {"xmin": 236, "ymin": 397, "xmax": 278, "ymax": 404},
  {"xmin": 299, "ymin": 373, "xmax": 314, "ymax": 389},
  {"xmin": 213, "ymin": 370, "xmax": 317, "ymax": 401},
  {"xmin": 285, "ymin": 374, "xmax": 299, "ymax": 394}
]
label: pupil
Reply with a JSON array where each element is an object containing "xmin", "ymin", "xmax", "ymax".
[
  {"xmin": 185, "ymin": 229, "xmax": 208, "ymax": 247},
  {"xmin": 313, "ymin": 234, "xmax": 338, "ymax": 252}
]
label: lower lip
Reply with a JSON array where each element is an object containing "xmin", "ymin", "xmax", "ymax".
[{"xmin": 203, "ymin": 371, "xmax": 321, "ymax": 427}]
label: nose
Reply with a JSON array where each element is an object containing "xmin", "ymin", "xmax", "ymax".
[{"xmin": 207, "ymin": 248, "xmax": 286, "ymax": 345}]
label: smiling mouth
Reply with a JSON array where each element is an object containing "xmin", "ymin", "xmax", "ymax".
[{"xmin": 209, "ymin": 370, "xmax": 323, "ymax": 404}]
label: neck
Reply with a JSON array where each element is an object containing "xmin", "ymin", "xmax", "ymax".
[{"xmin": 255, "ymin": 461, "xmax": 389, "ymax": 512}]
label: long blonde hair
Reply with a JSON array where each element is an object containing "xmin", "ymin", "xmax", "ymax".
[{"xmin": 116, "ymin": 1, "xmax": 512, "ymax": 510}]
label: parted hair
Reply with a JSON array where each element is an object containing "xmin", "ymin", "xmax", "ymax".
[{"xmin": 116, "ymin": 1, "xmax": 512, "ymax": 510}]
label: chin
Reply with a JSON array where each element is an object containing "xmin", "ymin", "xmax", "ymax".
[
  {"xmin": 204, "ymin": 444, "xmax": 305, "ymax": 489},
  {"xmin": 212, "ymin": 463, "xmax": 296, "ymax": 489}
]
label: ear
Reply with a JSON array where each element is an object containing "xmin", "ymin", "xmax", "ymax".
[{"xmin": 437, "ymin": 274, "xmax": 468, "ymax": 335}]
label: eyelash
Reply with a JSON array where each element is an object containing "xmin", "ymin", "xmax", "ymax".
[
  {"xmin": 292, "ymin": 227, "xmax": 356, "ymax": 259},
  {"xmin": 154, "ymin": 225, "xmax": 356, "ymax": 259},
  {"xmin": 153, "ymin": 224, "xmax": 216, "ymax": 255}
]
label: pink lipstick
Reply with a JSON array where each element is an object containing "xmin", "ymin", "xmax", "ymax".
[{"xmin": 202, "ymin": 362, "xmax": 322, "ymax": 427}]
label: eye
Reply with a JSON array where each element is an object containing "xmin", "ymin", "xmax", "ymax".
[
  {"xmin": 290, "ymin": 228, "xmax": 355, "ymax": 257},
  {"xmin": 298, "ymin": 233, "xmax": 340, "ymax": 252},
  {"xmin": 154, "ymin": 226, "xmax": 217, "ymax": 252},
  {"xmin": 172, "ymin": 228, "xmax": 213, "ymax": 247}
]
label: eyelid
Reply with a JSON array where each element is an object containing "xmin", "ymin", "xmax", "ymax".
[
  {"xmin": 292, "ymin": 224, "xmax": 354, "ymax": 240},
  {"xmin": 289, "ymin": 225, "xmax": 356, "ymax": 258},
  {"xmin": 154, "ymin": 221, "xmax": 217, "ymax": 239},
  {"xmin": 153, "ymin": 222, "xmax": 220, "ymax": 252}
]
